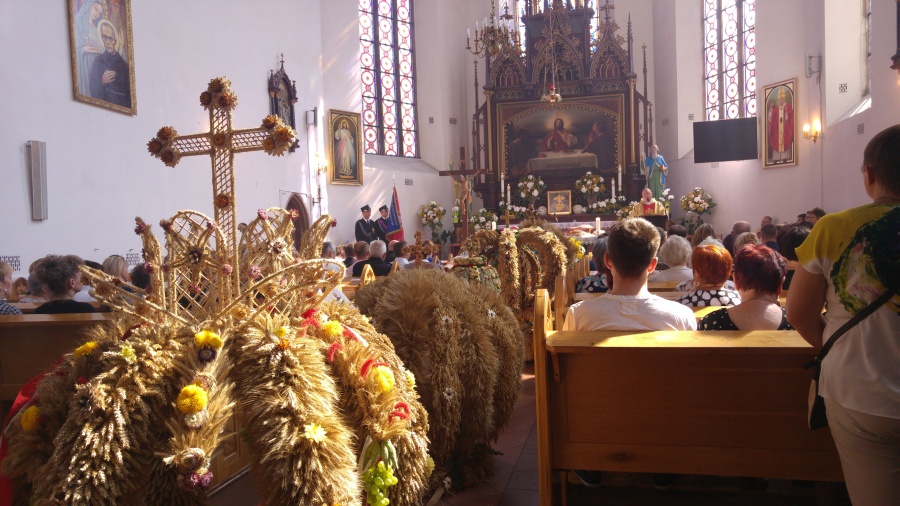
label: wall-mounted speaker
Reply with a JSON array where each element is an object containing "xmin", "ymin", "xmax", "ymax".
[{"xmin": 27, "ymin": 140, "xmax": 48, "ymax": 221}]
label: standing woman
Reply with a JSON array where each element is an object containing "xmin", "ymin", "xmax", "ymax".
[
  {"xmin": 644, "ymin": 144, "xmax": 668, "ymax": 201},
  {"xmin": 787, "ymin": 125, "xmax": 900, "ymax": 505}
]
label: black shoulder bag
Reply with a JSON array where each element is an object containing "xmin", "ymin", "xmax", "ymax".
[{"xmin": 805, "ymin": 289, "xmax": 894, "ymax": 430}]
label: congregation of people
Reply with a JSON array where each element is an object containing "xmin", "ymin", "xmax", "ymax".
[{"xmin": 562, "ymin": 125, "xmax": 899, "ymax": 503}]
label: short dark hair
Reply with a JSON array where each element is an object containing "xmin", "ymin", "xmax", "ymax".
[
  {"xmin": 607, "ymin": 218, "xmax": 660, "ymax": 278},
  {"xmin": 777, "ymin": 223, "xmax": 811, "ymax": 261},
  {"xmin": 863, "ymin": 124, "xmax": 900, "ymax": 195},
  {"xmin": 131, "ymin": 263, "xmax": 152, "ymax": 290},
  {"xmin": 35, "ymin": 254, "xmax": 84, "ymax": 297},
  {"xmin": 666, "ymin": 225, "xmax": 687, "ymax": 238},
  {"xmin": 807, "ymin": 207, "xmax": 826, "ymax": 219},
  {"xmin": 760, "ymin": 223, "xmax": 777, "ymax": 240},
  {"xmin": 342, "ymin": 244, "xmax": 355, "ymax": 259},
  {"xmin": 353, "ymin": 241, "xmax": 369, "ymax": 257},
  {"xmin": 733, "ymin": 244, "xmax": 786, "ymax": 294},
  {"xmin": 393, "ymin": 241, "xmax": 407, "ymax": 257}
]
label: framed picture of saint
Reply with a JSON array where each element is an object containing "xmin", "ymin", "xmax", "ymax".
[
  {"xmin": 328, "ymin": 109, "xmax": 363, "ymax": 186},
  {"xmin": 67, "ymin": 0, "xmax": 137, "ymax": 115},
  {"xmin": 762, "ymin": 78, "xmax": 797, "ymax": 168}
]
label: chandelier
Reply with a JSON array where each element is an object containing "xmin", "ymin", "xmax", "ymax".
[{"xmin": 466, "ymin": 0, "xmax": 517, "ymax": 58}]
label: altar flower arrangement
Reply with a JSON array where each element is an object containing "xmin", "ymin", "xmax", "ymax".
[
  {"xmin": 417, "ymin": 201, "xmax": 446, "ymax": 242},
  {"xmin": 516, "ymin": 175, "xmax": 546, "ymax": 206},
  {"xmin": 679, "ymin": 187, "xmax": 716, "ymax": 234},
  {"xmin": 586, "ymin": 195, "xmax": 627, "ymax": 215},
  {"xmin": 499, "ymin": 200, "xmax": 529, "ymax": 218},
  {"xmin": 616, "ymin": 202, "xmax": 635, "ymax": 221},
  {"xmin": 469, "ymin": 208, "xmax": 498, "ymax": 232},
  {"xmin": 574, "ymin": 172, "xmax": 606, "ymax": 200},
  {"xmin": 681, "ymin": 187, "xmax": 716, "ymax": 215}
]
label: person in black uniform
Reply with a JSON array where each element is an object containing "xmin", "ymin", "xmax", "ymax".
[
  {"xmin": 374, "ymin": 205, "xmax": 389, "ymax": 242},
  {"xmin": 355, "ymin": 205, "xmax": 376, "ymax": 242}
]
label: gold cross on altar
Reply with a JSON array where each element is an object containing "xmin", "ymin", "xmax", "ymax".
[{"xmin": 147, "ymin": 77, "xmax": 296, "ymax": 288}]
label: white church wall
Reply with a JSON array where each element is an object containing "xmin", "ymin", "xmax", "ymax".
[
  {"xmin": 0, "ymin": 0, "xmax": 324, "ymax": 278},
  {"xmin": 823, "ymin": 0, "xmax": 866, "ymax": 126},
  {"xmin": 319, "ymin": 0, "xmax": 461, "ymax": 247},
  {"xmin": 650, "ymin": 0, "xmax": 898, "ymax": 235}
]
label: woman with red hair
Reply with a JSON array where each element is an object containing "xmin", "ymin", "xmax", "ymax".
[
  {"xmin": 699, "ymin": 244, "xmax": 792, "ymax": 330},
  {"xmin": 675, "ymin": 244, "xmax": 741, "ymax": 307}
]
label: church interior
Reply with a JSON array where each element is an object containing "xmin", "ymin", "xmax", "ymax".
[{"xmin": 1, "ymin": 0, "xmax": 898, "ymax": 505}]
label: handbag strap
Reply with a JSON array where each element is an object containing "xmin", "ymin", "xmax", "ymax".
[{"xmin": 806, "ymin": 289, "xmax": 894, "ymax": 373}]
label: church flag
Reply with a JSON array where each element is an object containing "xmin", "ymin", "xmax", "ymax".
[{"xmin": 386, "ymin": 184, "xmax": 404, "ymax": 241}]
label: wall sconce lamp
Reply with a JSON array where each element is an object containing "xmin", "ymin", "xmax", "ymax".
[
  {"xmin": 306, "ymin": 107, "xmax": 317, "ymax": 127},
  {"xmin": 803, "ymin": 120, "xmax": 822, "ymax": 142}
]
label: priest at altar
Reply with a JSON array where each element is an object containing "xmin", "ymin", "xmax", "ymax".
[{"xmin": 629, "ymin": 187, "xmax": 667, "ymax": 217}]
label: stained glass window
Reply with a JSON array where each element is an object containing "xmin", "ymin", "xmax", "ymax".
[
  {"xmin": 359, "ymin": 0, "xmax": 418, "ymax": 157},
  {"xmin": 703, "ymin": 0, "xmax": 756, "ymax": 120}
]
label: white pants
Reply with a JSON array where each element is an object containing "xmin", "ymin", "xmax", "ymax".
[{"xmin": 825, "ymin": 398, "xmax": 900, "ymax": 505}]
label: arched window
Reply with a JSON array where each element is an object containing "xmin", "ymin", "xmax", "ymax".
[
  {"xmin": 703, "ymin": 0, "xmax": 756, "ymax": 120},
  {"xmin": 359, "ymin": 0, "xmax": 418, "ymax": 158}
]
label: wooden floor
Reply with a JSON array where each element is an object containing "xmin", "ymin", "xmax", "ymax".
[{"xmin": 211, "ymin": 363, "xmax": 850, "ymax": 506}]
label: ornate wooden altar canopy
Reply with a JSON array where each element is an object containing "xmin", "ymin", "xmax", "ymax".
[{"xmin": 471, "ymin": 0, "xmax": 654, "ymax": 211}]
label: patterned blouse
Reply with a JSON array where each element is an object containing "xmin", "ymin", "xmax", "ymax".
[
  {"xmin": 675, "ymin": 288, "xmax": 741, "ymax": 308},
  {"xmin": 699, "ymin": 306, "xmax": 793, "ymax": 330},
  {"xmin": 0, "ymin": 301, "xmax": 23, "ymax": 315},
  {"xmin": 575, "ymin": 274, "xmax": 608, "ymax": 293}
]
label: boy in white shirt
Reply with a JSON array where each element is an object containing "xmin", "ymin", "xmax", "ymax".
[{"xmin": 564, "ymin": 217, "xmax": 696, "ymax": 332}]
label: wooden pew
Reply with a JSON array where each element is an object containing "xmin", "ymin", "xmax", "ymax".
[
  {"xmin": 10, "ymin": 301, "xmax": 105, "ymax": 314},
  {"xmin": 646, "ymin": 281, "xmax": 680, "ymax": 292},
  {"xmin": 532, "ymin": 289, "xmax": 843, "ymax": 506},
  {"xmin": 0, "ymin": 313, "xmax": 112, "ymax": 420}
]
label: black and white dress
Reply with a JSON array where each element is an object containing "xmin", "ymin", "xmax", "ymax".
[
  {"xmin": 699, "ymin": 306, "xmax": 794, "ymax": 330},
  {"xmin": 675, "ymin": 288, "xmax": 741, "ymax": 307}
]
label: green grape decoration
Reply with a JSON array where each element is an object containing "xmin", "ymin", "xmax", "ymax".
[{"xmin": 360, "ymin": 439, "xmax": 400, "ymax": 506}]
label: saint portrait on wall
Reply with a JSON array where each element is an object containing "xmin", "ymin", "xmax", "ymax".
[
  {"xmin": 328, "ymin": 109, "xmax": 363, "ymax": 185},
  {"xmin": 763, "ymin": 79, "xmax": 797, "ymax": 168},
  {"xmin": 68, "ymin": 0, "xmax": 137, "ymax": 115}
]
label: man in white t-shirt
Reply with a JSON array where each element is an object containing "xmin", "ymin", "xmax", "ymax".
[{"xmin": 564, "ymin": 218, "xmax": 696, "ymax": 332}]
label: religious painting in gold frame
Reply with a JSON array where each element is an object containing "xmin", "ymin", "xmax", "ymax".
[
  {"xmin": 762, "ymin": 78, "xmax": 797, "ymax": 168},
  {"xmin": 497, "ymin": 96, "xmax": 624, "ymax": 178},
  {"xmin": 328, "ymin": 109, "xmax": 363, "ymax": 186},
  {"xmin": 547, "ymin": 190, "xmax": 572, "ymax": 215},
  {"xmin": 68, "ymin": 0, "xmax": 137, "ymax": 115}
]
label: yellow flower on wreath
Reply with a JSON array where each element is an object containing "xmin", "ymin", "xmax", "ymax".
[
  {"xmin": 20, "ymin": 405, "xmax": 41, "ymax": 431},
  {"xmin": 322, "ymin": 320, "xmax": 343, "ymax": 339},
  {"xmin": 177, "ymin": 384, "xmax": 208, "ymax": 414},
  {"xmin": 372, "ymin": 366, "xmax": 395, "ymax": 394},
  {"xmin": 194, "ymin": 330, "xmax": 223, "ymax": 350},
  {"xmin": 74, "ymin": 341, "xmax": 98, "ymax": 357},
  {"xmin": 303, "ymin": 422, "xmax": 328, "ymax": 443}
]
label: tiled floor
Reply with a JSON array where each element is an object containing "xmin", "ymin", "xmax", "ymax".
[{"xmin": 213, "ymin": 362, "xmax": 849, "ymax": 506}]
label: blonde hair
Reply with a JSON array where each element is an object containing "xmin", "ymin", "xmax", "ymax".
[
  {"xmin": 102, "ymin": 255, "xmax": 129, "ymax": 279},
  {"xmin": 0, "ymin": 261, "xmax": 12, "ymax": 282}
]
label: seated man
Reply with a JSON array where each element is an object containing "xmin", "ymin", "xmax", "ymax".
[
  {"xmin": 563, "ymin": 218, "xmax": 696, "ymax": 488},
  {"xmin": 352, "ymin": 240, "xmax": 392, "ymax": 277},
  {"xmin": 564, "ymin": 218, "xmax": 696, "ymax": 332},
  {"xmin": 629, "ymin": 187, "xmax": 666, "ymax": 217}
]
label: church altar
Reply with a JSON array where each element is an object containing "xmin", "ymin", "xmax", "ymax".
[{"xmin": 471, "ymin": 1, "xmax": 656, "ymax": 210}]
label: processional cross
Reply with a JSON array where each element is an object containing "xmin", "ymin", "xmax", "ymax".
[
  {"xmin": 438, "ymin": 154, "xmax": 484, "ymax": 242},
  {"xmin": 147, "ymin": 77, "xmax": 296, "ymax": 293}
]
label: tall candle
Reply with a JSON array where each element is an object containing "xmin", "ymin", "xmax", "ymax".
[
  {"xmin": 595, "ymin": 217, "xmax": 601, "ymax": 234},
  {"xmin": 506, "ymin": 184, "xmax": 511, "ymax": 205},
  {"xmin": 500, "ymin": 171, "xmax": 505, "ymax": 198},
  {"xmin": 611, "ymin": 185, "xmax": 616, "ymax": 199},
  {"xmin": 617, "ymin": 165, "xmax": 622, "ymax": 193}
]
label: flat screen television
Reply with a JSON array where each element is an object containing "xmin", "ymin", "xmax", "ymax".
[{"xmin": 693, "ymin": 117, "xmax": 759, "ymax": 163}]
